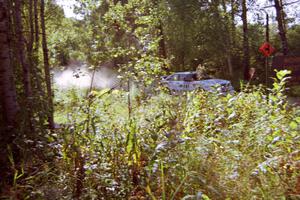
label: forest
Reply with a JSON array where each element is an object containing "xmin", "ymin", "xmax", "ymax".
[{"xmin": 0, "ymin": 0, "xmax": 300, "ymax": 199}]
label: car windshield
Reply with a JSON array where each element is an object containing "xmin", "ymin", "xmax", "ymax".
[{"xmin": 168, "ymin": 73, "xmax": 198, "ymax": 81}]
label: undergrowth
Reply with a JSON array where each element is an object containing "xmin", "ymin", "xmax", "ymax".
[{"xmin": 2, "ymin": 71, "xmax": 300, "ymax": 199}]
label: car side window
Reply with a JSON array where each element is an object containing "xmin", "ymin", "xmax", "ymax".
[
  {"xmin": 183, "ymin": 74, "xmax": 197, "ymax": 81},
  {"xmin": 168, "ymin": 75, "xmax": 179, "ymax": 81}
]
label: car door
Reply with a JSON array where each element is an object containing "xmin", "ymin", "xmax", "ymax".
[
  {"xmin": 181, "ymin": 74, "xmax": 198, "ymax": 91},
  {"xmin": 166, "ymin": 74, "xmax": 183, "ymax": 90}
]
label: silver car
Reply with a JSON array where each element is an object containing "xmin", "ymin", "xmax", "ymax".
[{"xmin": 161, "ymin": 71, "xmax": 234, "ymax": 94}]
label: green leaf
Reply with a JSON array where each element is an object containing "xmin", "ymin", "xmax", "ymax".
[
  {"xmin": 295, "ymin": 117, "xmax": 300, "ymax": 123},
  {"xmin": 276, "ymin": 70, "xmax": 291, "ymax": 80},
  {"xmin": 289, "ymin": 121, "xmax": 298, "ymax": 129}
]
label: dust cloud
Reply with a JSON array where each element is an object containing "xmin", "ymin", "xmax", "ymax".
[{"xmin": 53, "ymin": 63, "xmax": 119, "ymax": 89}]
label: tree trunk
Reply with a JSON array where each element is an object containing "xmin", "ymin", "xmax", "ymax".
[
  {"xmin": 274, "ymin": 0, "xmax": 288, "ymax": 55},
  {"xmin": 0, "ymin": 0, "xmax": 19, "ymax": 129},
  {"xmin": 34, "ymin": 0, "xmax": 39, "ymax": 51},
  {"xmin": 30, "ymin": 0, "xmax": 46, "ymax": 125},
  {"xmin": 241, "ymin": 0, "xmax": 250, "ymax": 80},
  {"xmin": 14, "ymin": 0, "xmax": 34, "ymax": 132},
  {"xmin": 28, "ymin": 0, "xmax": 35, "ymax": 87},
  {"xmin": 158, "ymin": 22, "xmax": 167, "ymax": 59},
  {"xmin": 28, "ymin": 0, "xmax": 34, "ymax": 55},
  {"xmin": 0, "ymin": 0, "xmax": 20, "ymax": 180},
  {"xmin": 221, "ymin": 0, "xmax": 233, "ymax": 77},
  {"xmin": 40, "ymin": 0, "xmax": 54, "ymax": 129},
  {"xmin": 158, "ymin": 21, "xmax": 170, "ymax": 72},
  {"xmin": 230, "ymin": 0, "xmax": 237, "ymax": 46},
  {"xmin": 15, "ymin": 0, "xmax": 33, "ymax": 99},
  {"xmin": 180, "ymin": 5, "xmax": 186, "ymax": 72}
]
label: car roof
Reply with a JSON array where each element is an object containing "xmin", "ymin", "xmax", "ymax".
[{"xmin": 172, "ymin": 71, "xmax": 196, "ymax": 75}]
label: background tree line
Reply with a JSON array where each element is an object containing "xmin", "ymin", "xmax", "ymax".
[{"xmin": 71, "ymin": 0, "xmax": 300, "ymax": 83}]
